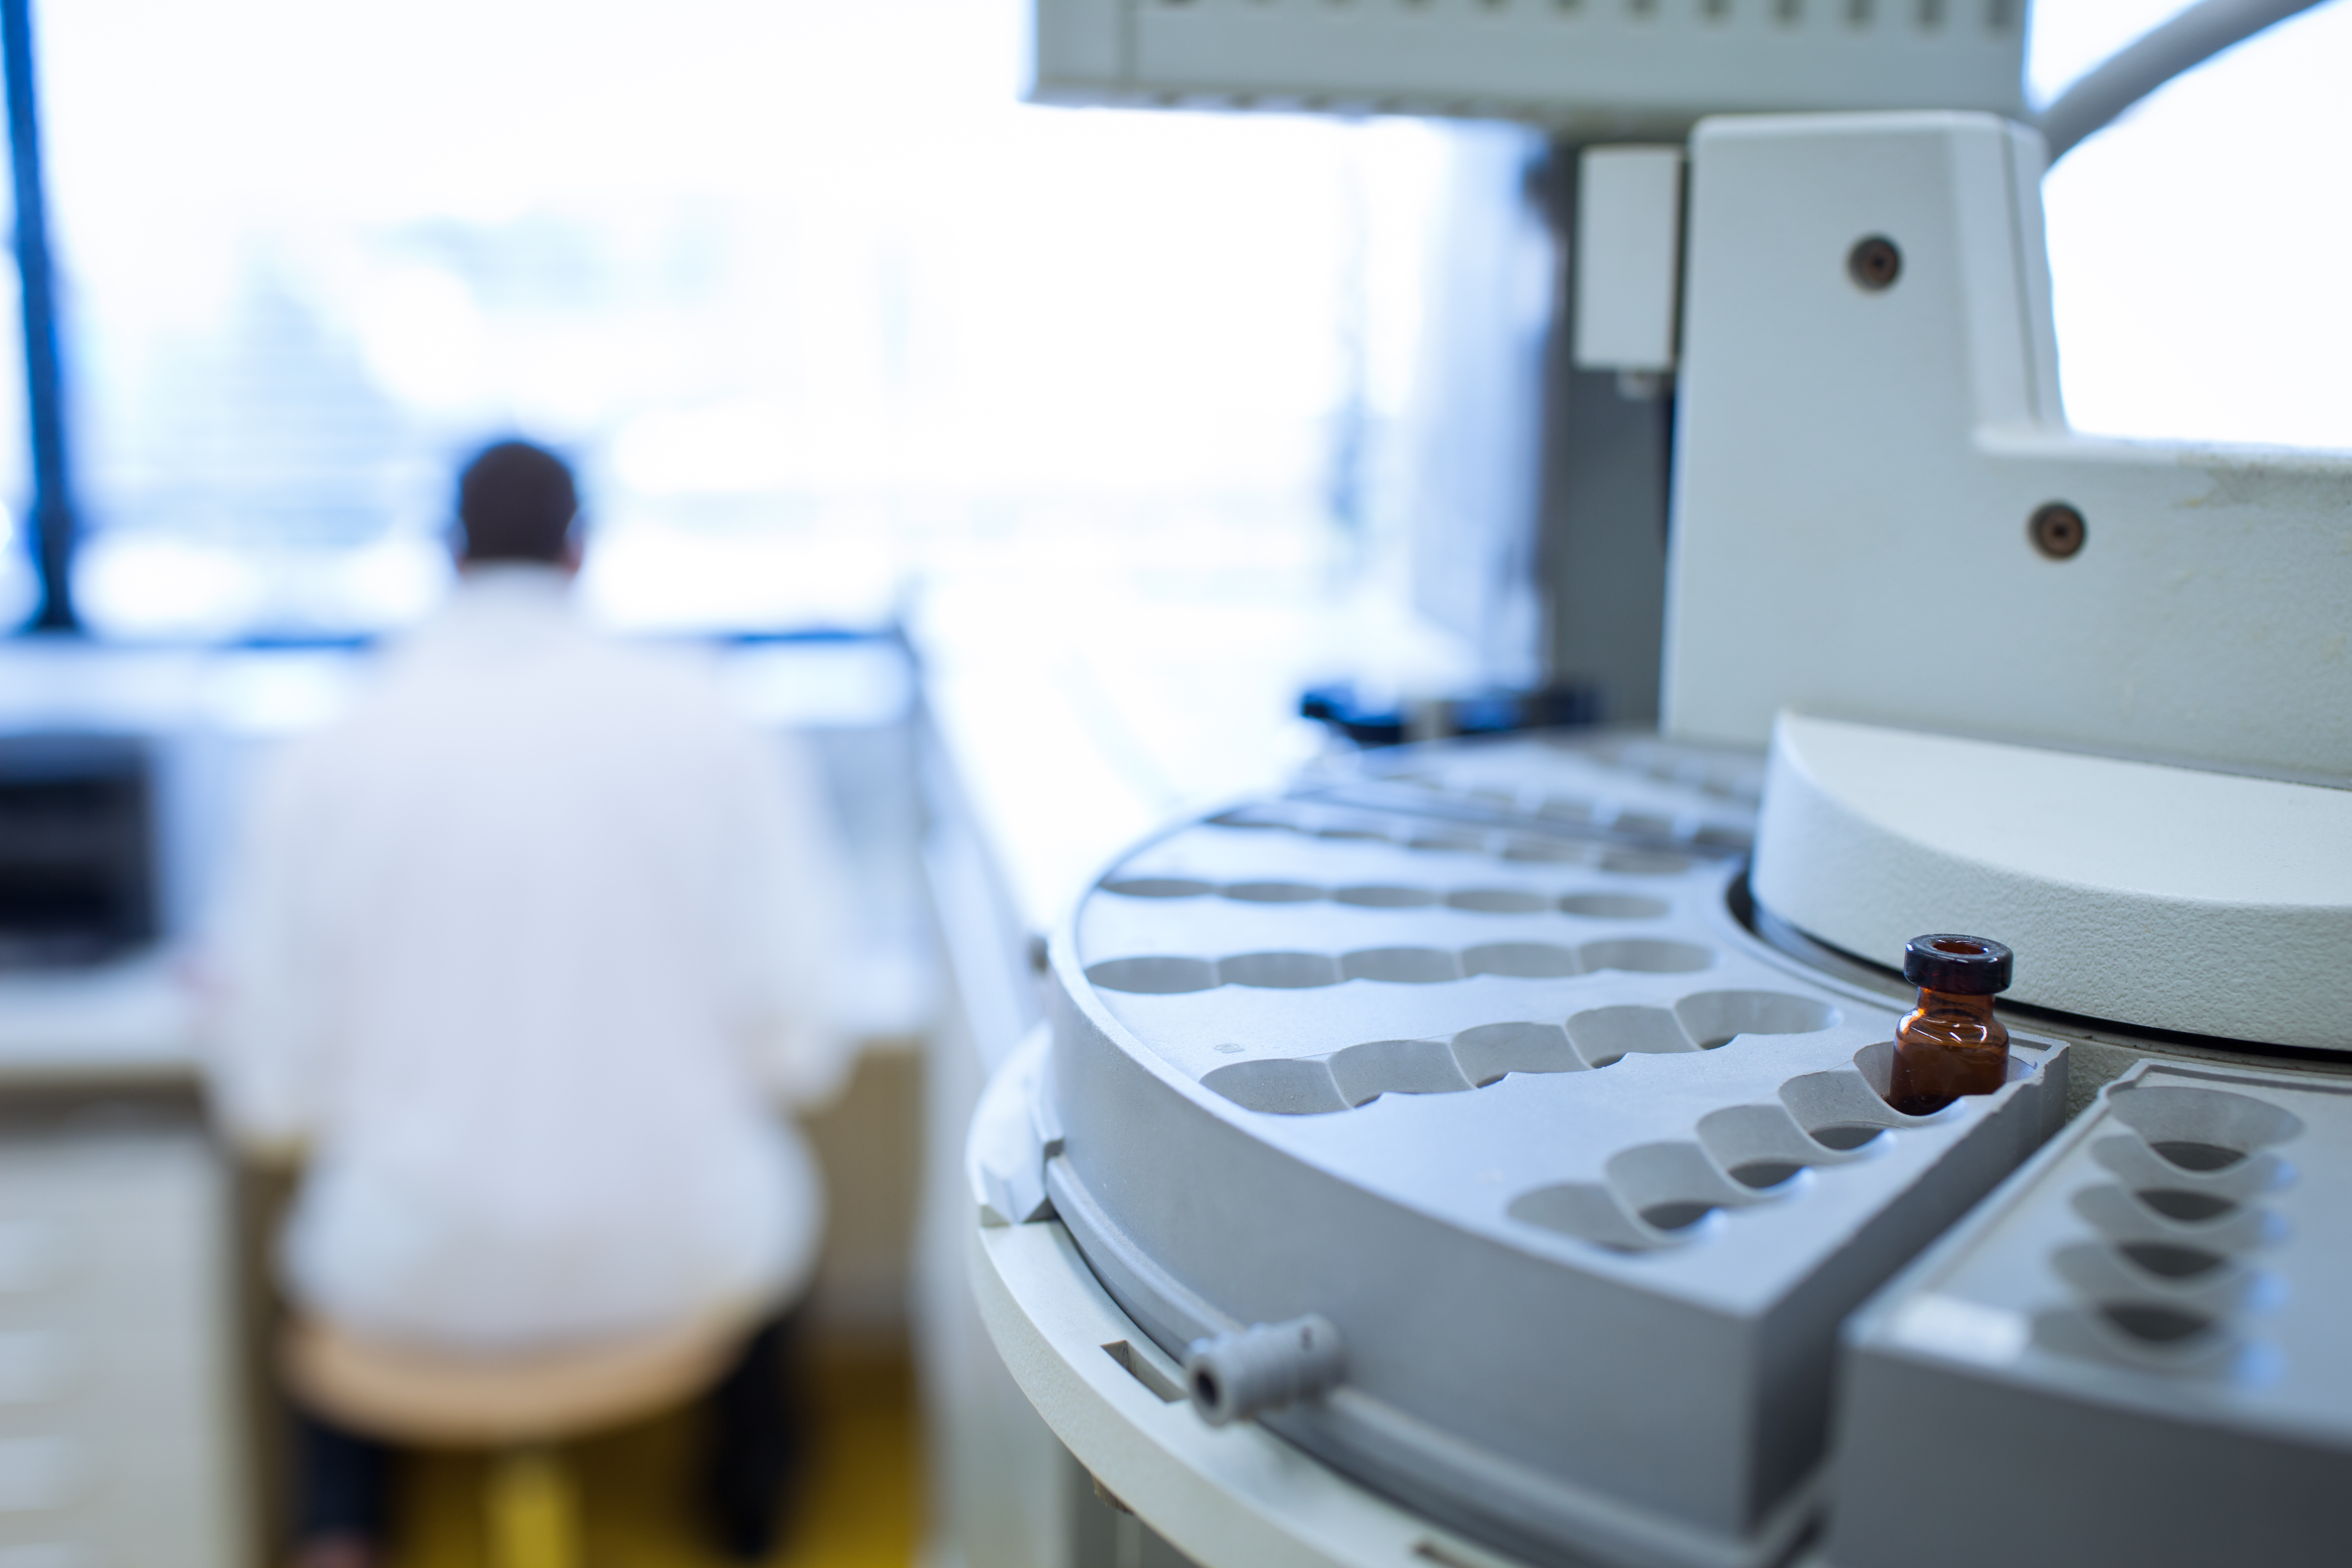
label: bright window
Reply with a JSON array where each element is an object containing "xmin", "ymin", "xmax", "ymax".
[
  {"xmin": 35, "ymin": 0, "xmax": 1445, "ymax": 639},
  {"xmin": 2033, "ymin": 0, "xmax": 2352, "ymax": 450},
  {"xmin": 21, "ymin": 0, "xmax": 2348, "ymax": 640}
]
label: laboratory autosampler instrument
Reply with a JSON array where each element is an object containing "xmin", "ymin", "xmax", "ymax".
[{"xmin": 970, "ymin": 5, "xmax": 2352, "ymax": 1566}]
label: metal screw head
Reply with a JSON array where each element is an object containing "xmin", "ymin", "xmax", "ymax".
[
  {"xmin": 2029, "ymin": 502, "xmax": 2086, "ymax": 559},
  {"xmin": 1847, "ymin": 236, "xmax": 1901, "ymax": 291}
]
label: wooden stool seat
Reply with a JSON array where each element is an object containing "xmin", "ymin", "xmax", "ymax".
[
  {"xmin": 282, "ymin": 1313, "xmax": 760, "ymax": 1568},
  {"xmin": 282, "ymin": 1313, "xmax": 751, "ymax": 1448}
]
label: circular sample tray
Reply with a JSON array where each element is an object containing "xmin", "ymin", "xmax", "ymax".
[{"xmin": 1036, "ymin": 734, "xmax": 2067, "ymax": 1568}]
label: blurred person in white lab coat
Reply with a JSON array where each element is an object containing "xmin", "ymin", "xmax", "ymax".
[{"xmin": 206, "ymin": 440, "xmax": 852, "ymax": 1568}]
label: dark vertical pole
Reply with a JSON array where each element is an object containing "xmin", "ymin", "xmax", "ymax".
[{"xmin": 1, "ymin": 0, "xmax": 75, "ymax": 631}]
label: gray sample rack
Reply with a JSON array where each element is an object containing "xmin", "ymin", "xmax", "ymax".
[
  {"xmin": 1828, "ymin": 1059, "xmax": 2352, "ymax": 1568},
  {"xmin": 1020, "ymin": 733, "xmax": 2069, "ymax": 1568}
]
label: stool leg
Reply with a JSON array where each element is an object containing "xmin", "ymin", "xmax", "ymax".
[{"xmin": 485, "ymin": 1447, "xmax": 578, "ymax": 1568}]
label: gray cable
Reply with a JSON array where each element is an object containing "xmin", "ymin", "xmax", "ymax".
[{"xmin": 2038, "ymin": 0, "xmax": 2332, "ymax": 163}]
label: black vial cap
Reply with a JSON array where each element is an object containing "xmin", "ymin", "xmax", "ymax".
[{"xmin": 1904, "ymin": 934, "xmax": 2013, "ymax": 995}]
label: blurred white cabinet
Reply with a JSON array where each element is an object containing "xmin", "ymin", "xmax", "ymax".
[{"xmin": 0, "ymin": 1112, "xmax": 247, "ymax": 1568}]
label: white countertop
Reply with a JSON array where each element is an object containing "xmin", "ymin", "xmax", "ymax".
[
  {"xmin": 911, "ymin": 570, "xmax": 1473, "ymax": 939},
  {"xmin": 0, "ymin": 950, "xmax": 198, "ymax": 1086}
]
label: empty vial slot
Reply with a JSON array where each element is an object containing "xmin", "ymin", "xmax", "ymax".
[
  {"xmin": 1537, "ymin": 796, "xmax": 1594, "ymax": 821},
  {"xmin": 1222, "ymin": 881, "xmax": 1325, "ymax": 904},
  {"xmin": 2152, "ymin": 1143, "xmax": 2244, "ymax": 1173},
  {"xmin": 1208, "ymin": 809, "xmax": 1295, "ymax": 831},
  {"xmin": 1779, "ymin": 1066, "xmax": 1914, "ymax": 1149},
  {"xmin": 2069, "ymin": 1184, "xmax": 2277, "ymax": 1255},
  {"xmin": 2135, "ymin": 1189, "xmax": 2239, "ymax": 1224},
  {"xmin": 1672, "ymin": 990, "xmax": 1839, "ymax": 1050},
  {"xmin": 1579, "ymin": 939, "xmax": 1713, "ymax": 975},
  {"xmin": 1087, "ymin": 956, "xmax": 1218, "ymax": 995},
  {"xmin": 2087, "ymin": 1135, "xmax": 2289, "ymax": 1205},
  {"xmin": 1403, "ymin": 831, "xmax": 1487, "ymax": 855},
  {"xmin": 1457, "ymin": 941, "xmax": 1576, "ymax": 979},
  {"xmin": 1596, "ymin": 850, "xmax": 1693, "ymax": 875},
  {"xmin": 2089, "ymin": 1133, "xmax": 2286, "ymax": 1213},
  {"xmin": 1445, "ymin": 887, "xmax": 1550, "ymax": 915},
  {"xmin": 2121, "ymin": 1241, "xmax": 2228, "ymax": 1281},
  {"xmin": 1610, "ymin": 810, "xmax": 1676, "ymax": 838},
  {"xmin": 2052, "ymin": 1242, "xmax": 2256, "ymax": 1318},
  {"xmin": 1342, "ymin": 947, "xmax": 1460, "ymax": 984},
  {"xmin": 1556, "ymin": 892, "xmax": 1669, "ymax": 920},
  {"xmin": 1332, "ymin": 885, "xmax": 1439, "ymax": 908},
  {"xmin": 1607, "ymin": 1141, "xmax": 1756, "ymax": 1235},
  {"xmin": 1507, "ymin": 1182, "xmax": 1667, "ymax": 1253},
  {"xmin": 1696, "ymin": 1103, "xmax": 1842, "ymax": 1190},
  {"xmin": 1220, "ymin": 952, "xmax": 1342, "ymax": 989},
  {"xmin": 2098, "ymin": 1301, "xmax": 2218, "ymax": 1347},
  {"xmin": 1329, "ymin": 1037, "xmax": 1475, "ymax": 1104},
  {"xmin": 2105, "ymin": 1084, "xmax": 2305, "ymax": 1174},
  {"xmin": 1501, "ymin": 838, "xmax": 1590, "ymax": 864},
  {"xmin": 1101, "ymin": 877, "xmax": 1216, "ymax": 898},
  {"xmin": 1203, "ymin": 1058, "xmax": 1350, "ymax": 1115},
  {"xmin": 1314, "ymin": 825, "xmax": 1389, "ymax": 842},
  {"xmin": 1450, "ymin": 1021, "xmax": 1583, "ymax": 1084},
  {"xmin": 1566, "ymin": 1005, "xmax": 1695, "ymax": 1066},
  {"xmin": 2029, "ymin": 1304, "xmax": 2242, "ymax": 1377},
  {"xmin": 1692, "ymin": 824, "xmax": 1753, "ymax": 851}
]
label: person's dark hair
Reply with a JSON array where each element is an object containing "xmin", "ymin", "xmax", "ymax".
[{"xmin": 456, "ymin": 440, "xmax": 579, "ymax": 564}]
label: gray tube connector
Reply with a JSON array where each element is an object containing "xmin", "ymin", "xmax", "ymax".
[{"xmin": 1182, "ymin": 1315, "xmax": 1345, "ymax": 1426}]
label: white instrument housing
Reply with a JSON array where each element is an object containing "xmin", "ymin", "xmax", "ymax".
[
  {"xmin": 1028, "ymin": 0, "xmax": 2028, "ymax": 133},
  {"xmin": 1664, "ymin": 114, "xmax": 2352, "ymax": 1050},
  {"xmin": 1755, "ymin": 713, "xmax": 2352, "ymax": 1050},
  {"xmin": 1664, "ymin": 112, "xmax": 2352, "ymax": 786}
]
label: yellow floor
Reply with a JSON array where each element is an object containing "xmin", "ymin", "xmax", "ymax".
[{"xmin": 391, "ymin": 1344, "xmax": 921, "ymax": 1568}]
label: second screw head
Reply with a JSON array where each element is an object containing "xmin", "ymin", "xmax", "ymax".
[
  {"xmin": 2030, "ymin": 502, "xmax": 2087, "ymax": 560},
  {"xmin": 1848, "ymin": 236, "xmax": 1902, "ymax": 291}
]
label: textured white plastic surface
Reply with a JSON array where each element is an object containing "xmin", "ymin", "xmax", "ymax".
[
  {"xmin": 1752, "ymin": 713, "xmax": 2352, "ymax": 1050},
  {"xmin": 1029, "ymin": 0, "xmax": 2028, "ymax": 132},
  {"xmin": 1575, "ymin": 147, "xmax": 1685, "ymax": 375},
  {"xmin": 1663, "ymin": 113, "xmax": 2352, "ymax": 783}
]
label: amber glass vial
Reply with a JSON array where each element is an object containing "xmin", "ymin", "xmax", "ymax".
[{"xmin": 1885, "ymin": 934, "xmax": 2013, "ymax": 1116}]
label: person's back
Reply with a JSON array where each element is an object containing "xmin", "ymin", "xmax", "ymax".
[
  {"xmin": 228, "ymin": 570, "xmax": 837, "ymax": 1344},
  {"xmin": 207, "ymin": 441, "xmax": 845, "ymax": 1560}
]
